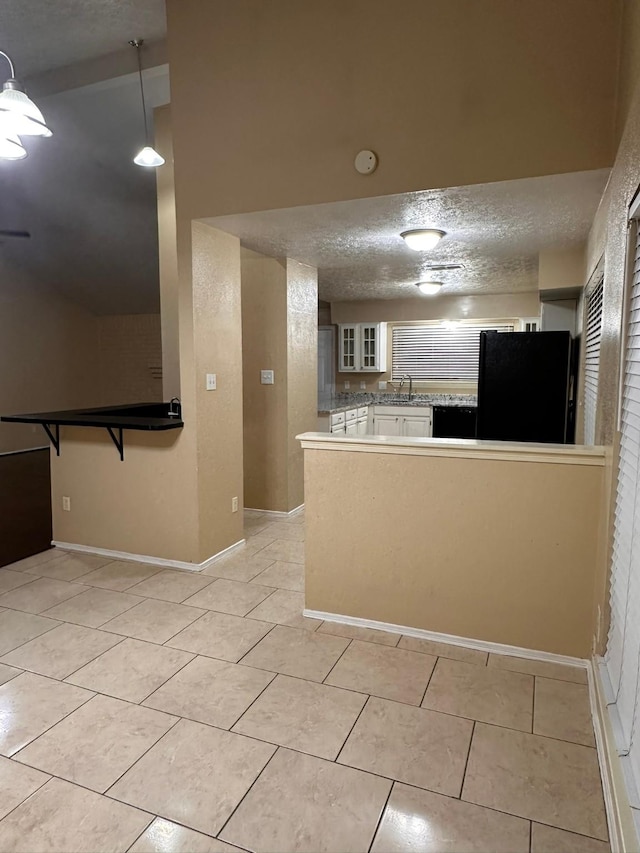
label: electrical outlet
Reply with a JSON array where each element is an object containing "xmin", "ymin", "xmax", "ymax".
[
  {"xmin": 378, "ymin": 380, "xmax": 387, "ymax": 390},
  {"xmin": 260, "ymin": 370, "xmax": 274, "ymax": 385},
  {"xmin": 344, "ymin": 381, "xmax": 350, "ymax": 390},
  {"xmin": 360, "ymin": 381, "xmax": 366, "ymax": 390},
  {"xmin": 62, "ymin": 496, "xmax": 71, "ymax": 512},
  {"xmin": 206, "ymin": 373, "xmax": 217, "ymax": 391},
  {"xmin": 231, "ymin": 496, "xmax": 239, "ymax": 513}
]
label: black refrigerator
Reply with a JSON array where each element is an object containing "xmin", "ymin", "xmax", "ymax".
[{"xmin": 476, "ymin": 331, "xmax": 574, "ymax": 444}]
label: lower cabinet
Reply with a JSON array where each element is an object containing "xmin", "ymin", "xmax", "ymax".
[
  {"xmin": 372, "ymin": 406, "xmax": 432, "ymax": 438},
  {"xmin": 373, "ymin": 414, "xmax": 403, "ymax": 436}
]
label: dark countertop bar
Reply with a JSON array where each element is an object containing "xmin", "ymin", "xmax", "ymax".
[{"xmin": 1, "ymin": 402, "xmax": 183, "ymax": 431}]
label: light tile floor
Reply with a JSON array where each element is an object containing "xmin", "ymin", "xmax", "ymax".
[{"xmin": 0, "ymin": 509, "xmax": 610, "ymax": 852}]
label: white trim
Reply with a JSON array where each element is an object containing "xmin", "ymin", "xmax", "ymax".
[
  {"xmin": 296, "ymin": 432, "xmax": 606, "ymax": 467},
  {"xmin": 244, "ymin": 504, "xmax": 304, "ymax": 518},
  {"xmin": 51, "ymin": 538, "xmax": 246, "ymax": 573},
  {"xmin": 304, "ymin": 609, "xmax": 587, "ymax": 669},
  {"xmin": 589, "ymin": 659, "xmax": 640, "ymax": 852}
]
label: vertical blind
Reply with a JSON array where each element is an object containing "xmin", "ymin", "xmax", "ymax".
[
  {"xmin": 584, "ymin": 278, "xmax": 604, "ymax": 445},
  {"xmin": 605, "ymin": 218, "xmax": 640, "ymax": 812},
  {"xmin": 391, "ymin": 321, "xmax": 516, "ymax": 381}
]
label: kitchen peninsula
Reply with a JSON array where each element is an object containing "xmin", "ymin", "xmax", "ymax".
[{"xmin": 298, "ymin": 430, "xmax": 607, "ymax": 658}]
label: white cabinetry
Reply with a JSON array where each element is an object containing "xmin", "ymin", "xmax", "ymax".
[
  {"xmin": 371, "ymin": 406, "xmax": 432, "ymax": 438},
  {"xmin": 339, "ymin": 324, "xmax": 387, "ymax": 372},
  {"xmin": 318, "ymin": 406, "xmax": 370, "ymax": 435}
]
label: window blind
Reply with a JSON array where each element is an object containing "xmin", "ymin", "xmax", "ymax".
[
  {"xmin": 584, "ymin": 278, "xmax": 604, "ymax": 445},
  {"xmin": 604, "ymin": 219, "xmax": 640, "ymax": 813},
  {"xmin": 391, "ymin": 322, "xmax": 516, "ymax": 381}
]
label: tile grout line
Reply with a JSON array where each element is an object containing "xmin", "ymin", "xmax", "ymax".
[
  {"xmin": 457, "ymin": 719, "xmax": 476, "ymax": 800},
  {"xmin": 0, "ymin": 768, "xmax": 53, "ymax": 826},
  {"xmin": 8, "ymin": 685, "xmax": 97, "ymax": 762},
  {"xmin": 334, "ymin": 694, "xmax": 372, "ymax": 765},
  {"xmin": 418, "ymin": 654, "xmax": 440, "ymax": 706},
  {"xmin": 367, "ymin": 778, "xmax": 395, "ymax": 853},
  {"xmin": 320, "ymin": 638, "xmax": 354, "ymax": 685},
  {"xmin": 211, "ymin": 744, "xmax": 283, "ymax": 843}
]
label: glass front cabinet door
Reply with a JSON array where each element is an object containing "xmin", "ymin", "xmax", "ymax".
[{"xmin": 338, "ymin": 323, "xmax": 387, "ymax": 372}]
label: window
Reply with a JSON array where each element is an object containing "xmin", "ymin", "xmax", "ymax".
[
  {"xmin": 391, "ymin": 321, "xmax": 516, "ymax": 382},
  {"xmin": 603, "ymin": 212, "xmax": 640, "ymax": 815},
  {"xmin": 583, "ymin": 276, "xmax": 604, "ymax": 445}
]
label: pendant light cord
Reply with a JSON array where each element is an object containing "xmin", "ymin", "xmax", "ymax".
[
  {"xmin": 131, "ymin": 40, "xmax": 149, "ymax": 145},
  {"xmin": 0, "ymin": 51, "xmax": 16, "ymax": 79}
]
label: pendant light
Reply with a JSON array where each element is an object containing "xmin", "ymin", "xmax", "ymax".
[
  {"xmin": 0, "ymin": 50, "xmax": 52, "ymax": 160},
  {"xmin": 130, "ymin": 39, "xmax": 164, "ymax": 168}
]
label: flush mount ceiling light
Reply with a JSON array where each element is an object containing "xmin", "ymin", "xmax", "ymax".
[
  {"xmin": 130, "ymin": 39, "xmax": 164, "ymax": 168},
  {"xmin": 416, "ymin": 281, "xmax": 442, "ymax": 296},
  {"xmin": 400, "ymin": 229, "xmax": 446, "ymax": 251},
  {"xmin": 0, "ymin": 50, "xmax": 52, "ymax": 160}
]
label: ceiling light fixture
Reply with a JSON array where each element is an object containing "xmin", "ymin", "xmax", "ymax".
[
  {"xmin": 400, "ymin": 229, "xmax": 445, "ymax": 251},
  {"xmin": 416, "ymin": 281, "xmax": 442, "ymax": 296},
  {"xmin": 130, "ymin": 39, "xmax": 164, "ymax": 168},
  {"xmin": 0, "ymin": 50, "xmax": 52, "ymax": 160}
]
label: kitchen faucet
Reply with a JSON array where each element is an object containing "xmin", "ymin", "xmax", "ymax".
[{"xmin": 399, "ymin": 374, "xmax": 413, "ymax": 401}]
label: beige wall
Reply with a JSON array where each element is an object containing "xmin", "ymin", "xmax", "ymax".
[
  {"xmin": 286, "ymin": 259, "xmax": 319, "ymax": 509},
  {"xmin": 242, "ymin": 250, "xmax": 289, "ymax": 510},
  {"xmin": 0, "ymin": 277, "xmax": 101, "ymax": 453},
  {"xmin": 51, "ymin": 427, "xmax": 196, "ymax": 561},
  {"xmin": 155, "ymin": 105, "xmax": 180, "ymax": 400},
  {"xmin": 0, "ymin": 271, "xmax": 162, "ymax": 454},
  {"xmin": 166, "ymin": 0, "xmax": 619, "ymax": 221},
  {"xmin": 51, "ymin": 223, "xmax": 245, "ymax": 564},
  {"xmin": 98, "ymin": 314, "xmax": 163, "ymax": 406},
  {"xmin": 242, "ymin": 250, "xmax": 318, "ymax": 512},
  {"xmin": 538, "ymin": 247, "xmax": 586, "ymax": 292},
  {"xmin": 191, "ymin": 223, "xmax": 245, "ymax": 560},
  {"xmin": 304, "ymin": 443, "xmax": 606, "ymax": 657}
]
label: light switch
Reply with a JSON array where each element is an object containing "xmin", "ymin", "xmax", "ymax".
[
  {"xmin": 378, "ymin": 381, "xmax": 387, "ymax": 390},
  {"xmin": 261, "ymin": 370, "xmax": 274, "ymax": 385},
  {"xmin": 206, "ymin": 373, "xmax": 217, "ymax": 390}
]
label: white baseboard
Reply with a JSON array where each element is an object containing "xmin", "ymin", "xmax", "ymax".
[
  {"xmin": 244, "ymin": 504, "xmax": 304, "ymax": 519},
  {"xmin": 589, "ymin": 659, "xmax": 639, "ymax": 852},
  {"xmin": 52, "ymin": 538, "xmax": 246, "ymax": 573},
  {"xmin": 303, "ymin": 609, "xmax": 588, "ymax": 670}
]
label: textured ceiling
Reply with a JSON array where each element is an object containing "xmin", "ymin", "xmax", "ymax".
[
  {"xmin": 0, "ymin": 0, "xmax": 166, "ymax": 77},
  {"xmin": 208, "ymin": 170, "xmax": 610, "ymax": 302}
]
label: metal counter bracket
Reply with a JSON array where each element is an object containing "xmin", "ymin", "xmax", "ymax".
[
  {"xmin": 41, "ymin": 423, "xmax": 125, "ymax": 461},
  {"xmin": 107, "ymin": 427, "xmax": 125, "ymax": 461},
  {"xmin": 42, "ymin": 423, "xmax": 60, "ymax": 456}
]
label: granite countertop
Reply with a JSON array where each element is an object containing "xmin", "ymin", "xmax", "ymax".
[{"xmin": 318, "ymin": 393, "xmax": 477, "ymax": 415}]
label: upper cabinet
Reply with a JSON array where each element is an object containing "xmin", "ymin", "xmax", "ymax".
[{"xmin": 339, "ymin": 323, "xmax": 387, "ymax": 372}]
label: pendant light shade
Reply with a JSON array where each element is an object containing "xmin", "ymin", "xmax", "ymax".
[
  {"xmin": 134, "ymin": 145, "xmax": 165, "ymax": 167},
  {"xmin": 0, "ymin": 52, "xmax": 52, "ymax": 159},
  {"xmin": 130, "ymin": 39, "xmax": 163, "ymax": 169},
  {"xmin": 0, "ymin": 131, "xmax": 26, "ymax": 160},
  {"xmin": 0, "ymin": 82, "xmax": 52, "ymax": 137}
]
